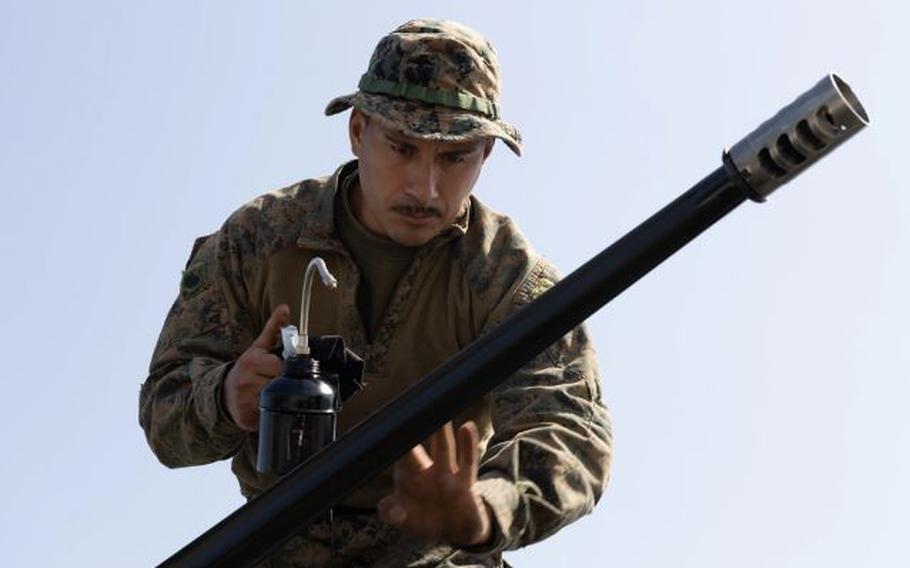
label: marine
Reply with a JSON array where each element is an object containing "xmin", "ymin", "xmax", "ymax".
[{"xmin": 140, "ymin": 18, "xmax": 612, "ymax": 567}]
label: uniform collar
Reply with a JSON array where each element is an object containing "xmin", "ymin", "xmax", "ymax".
[{"xmin": 295, "ymin": 160, "xmax": 357, "ymax": 253}]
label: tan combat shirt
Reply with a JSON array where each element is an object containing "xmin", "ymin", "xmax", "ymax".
[{"xmin": 139, "ymin": 160, "xmax": 613, "ymax": 567}]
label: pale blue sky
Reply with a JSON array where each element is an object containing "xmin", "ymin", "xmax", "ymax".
[{"xmin": 1, "ymin": 1, "xmax": 906, "ymax": 566}]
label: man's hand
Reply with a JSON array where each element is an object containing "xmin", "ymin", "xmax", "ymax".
[
  {"xmin": 378, "ymin": 421, "xmax": 493, "ymax": 547},
  {"xmin": 222, "ymin": 304, "xmax": 290, "ymax": 431}
]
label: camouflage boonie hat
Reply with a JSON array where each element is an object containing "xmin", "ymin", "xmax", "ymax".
[{"xmin": 325, "ymin": 19, "xmax": 523, "ymax": 156}]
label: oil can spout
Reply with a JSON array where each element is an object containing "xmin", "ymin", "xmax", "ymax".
[{"xmin": 297, "ymin": 257, "xmax": 338, "ymax": 355}]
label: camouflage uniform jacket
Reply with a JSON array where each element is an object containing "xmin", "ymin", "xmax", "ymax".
[{"xmin": 139, "ymin": 160, "xmax": 613, "ymax": 567}]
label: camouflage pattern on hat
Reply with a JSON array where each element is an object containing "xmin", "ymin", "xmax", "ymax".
[{"xmin": 326, "ymin": 19, "xmax": 523, "ymax": 156}]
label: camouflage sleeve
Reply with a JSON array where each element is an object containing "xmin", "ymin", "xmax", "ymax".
[
  {"xmin": 470, "ymin": 257, "xmax": 613, "ymax": 552},
  {"xmin": 138, "ymin": 231, "xmax": 253, "ymax": 468}
]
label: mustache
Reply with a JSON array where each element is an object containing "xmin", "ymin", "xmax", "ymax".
[{"xmin": 392, "ymin": 203, "xmax": 442, "ymax": 218}]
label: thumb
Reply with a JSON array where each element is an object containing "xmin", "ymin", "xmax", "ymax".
[
  {"xmin": 378, "ymin": 495, "xmax": 407, "ymax": 526},
  {"xmin": 252, "ymin": 304, "xmax": 291, "ymax": 350}
]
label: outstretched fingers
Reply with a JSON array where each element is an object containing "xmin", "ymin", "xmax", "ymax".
[
  {"xmin": 456, "ymin": 421, "xmax": 480, "ymax": 486},
  {"xmin": 399, "ymin": 442, "xmax": 433, "ymax": 474},
  {"xmin": 429, "ymin": 422, "xmax": 458, "ymax": 474}
]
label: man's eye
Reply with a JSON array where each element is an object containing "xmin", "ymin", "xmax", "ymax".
[
  {"xmin": 391, "ymin": 143, "xmax": 413, "ymax": 156},
  {"xmin": 443, "ymin": 153, "xmax": 467, "ymax": 163}
]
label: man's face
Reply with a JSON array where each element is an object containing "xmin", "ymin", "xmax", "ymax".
[{"xmin": 348, "ymin": 109, "xmax": 493, "ymax": 247}]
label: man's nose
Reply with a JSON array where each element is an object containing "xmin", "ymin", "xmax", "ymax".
[{"xmin": 405, "ymin": 156, "xmax": 439, "ymax": 205}]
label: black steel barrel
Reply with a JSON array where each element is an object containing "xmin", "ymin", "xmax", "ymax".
[{"xmin": 158, "ymin": 73, "xmax": 869, "ymax": 568}]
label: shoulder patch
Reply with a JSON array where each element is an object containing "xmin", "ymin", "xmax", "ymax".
[
  {"xmin": 180, "ymin": 263, "xmax": 208, "ymax": 300},
  {"xmin": 179, "ymin": 234, "xmax": 214, "ymax": 300}
]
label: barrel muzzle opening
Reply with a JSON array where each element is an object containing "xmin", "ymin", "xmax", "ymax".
[
  {"xmin": 728, "ymin": 73, "xmax": 870, "ymax": 201},
  {"xmin": 831, "ymin": 73, "xmax": 869, "ymax": 125}
]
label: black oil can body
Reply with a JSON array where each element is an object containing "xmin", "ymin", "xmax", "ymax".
[{"xmin": 256, "ymin": 355, "xmax": 337, "ymax": 475}]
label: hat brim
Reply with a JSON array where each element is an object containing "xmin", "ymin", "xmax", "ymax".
[{"xmin": 325, "ymin": 92, "xmax": 523, "ymax": 156}]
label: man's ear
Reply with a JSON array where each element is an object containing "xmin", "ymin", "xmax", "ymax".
[{"xmin": 349, "ymin": 109, "xmax": 369, "ymax": 157}]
